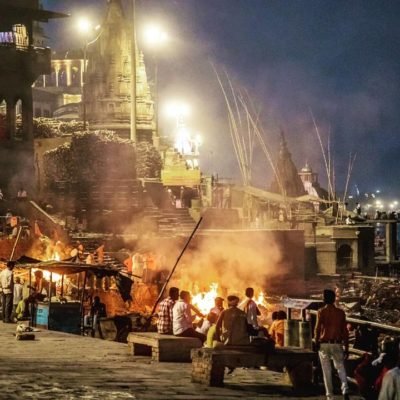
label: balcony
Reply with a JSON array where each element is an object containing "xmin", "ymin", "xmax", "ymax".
[{"xmin": 0, "ymin": 44, "xmax": 51, "ymax": 78}]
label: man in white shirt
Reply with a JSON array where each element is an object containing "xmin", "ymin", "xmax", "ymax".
[
  {"xmin": 12, "ymin": 277, "xmax": 23, "ymax": 321},
  {"xmin": 0, "ymin": 261, "xmax": 15, "ymax": 323},
  {"xmin": 379, "ymin": 366, "xmax": 400, "ymax": 400},
  {"xmin": 239, "ymin": 287, "xmax": 261, "ymax": 335},
  {"xmin": 379, "ymin": 344, "xmax": 400, "ymax": 400},
  {"xmin": 172, "ymin": 290, "xmax": 205, "ymax": 342}
]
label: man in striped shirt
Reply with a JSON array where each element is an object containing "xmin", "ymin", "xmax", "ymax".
[{"xmin": 157, "ymin": 287, "xmax": 179, "ymax": 334}]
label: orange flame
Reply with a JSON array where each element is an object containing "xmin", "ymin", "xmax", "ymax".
[
  {"xmin": 191, "ymin": 282, "xmax": 219, "ymax": 315},
  {"xmin": 191, "ymin": 282, "xmax": 269, "ymax": 316}
]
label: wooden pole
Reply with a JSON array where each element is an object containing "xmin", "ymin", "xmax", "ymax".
[
  {"xmin": 9, "ymin": 226, "xmax": 23, "ymax": 261},
  {"xmin": 48, "ymin": 272, "xmax": 52, "ymax": 330},
  {"xmin": 147, "ymin": 217, "xmax": 203, "ymax": 322},
  {"xmin": 80, "ymin": 271, "xmax": 88, "ymax": 335},
  {"xmin": 29, "ymin": 268, "xmax": 33, "ymax": 327},
  {"xmin": 61, "ymin": 274, "xmax": 64, "ymax": 297},
  {"xmin": 130, "ymin": 0, "xmax": 137, "ymax": 142}
]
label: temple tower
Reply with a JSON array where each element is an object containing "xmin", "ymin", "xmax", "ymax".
[
  {"xmin": 270, "ymin": 132, "xmax": 305, "ymax": 197},
  {"xmin": 85, "ymin": 0, "xmax": 155, "ymax": 142}
]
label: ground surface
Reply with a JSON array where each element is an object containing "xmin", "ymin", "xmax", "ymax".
[{"xmin": 0, "ymin": 323, "xmax": 363, "ymax": 400}]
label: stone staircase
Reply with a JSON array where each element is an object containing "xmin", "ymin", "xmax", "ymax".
[
  {"xmin": 143, "ymin": 206, "xmax": 196, "ymax": 236},
  {"xmin": 69, "ymin": 234, "xmax": 125, "ymax": 268}
]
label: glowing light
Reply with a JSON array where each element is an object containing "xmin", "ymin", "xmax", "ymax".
[
  {"xmin": 191, "ymin": 283, "xmax": 269, "ymax": 315},
  {"xmin": 32, "ymin": 269, "xmax": 62, "ymax": 283},
  {"xmin": 192, "ymin": 283, "xmax": 219, "ymax": 315},
  {"xmin": 256, "ymin": 292, "xmax": 266, "ymax": 307},
  {"xmin": 78, "ymin": 18, "xmax": 92, "ymax": 34},
  {"xmin": 144, "ymin": 25, "xmax": 168, "ymax": 46},
  {"xmin": 195, "ymin": 134, "xmax": 203, "ymax": 146},
  {"xmin": 165, "ymin": 101, "xmax": 191, "ymax": 119}
]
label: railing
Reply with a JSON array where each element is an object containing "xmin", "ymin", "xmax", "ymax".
[{"xmin": 0, "ymin": 44, "xmax": 51, "ymax": 75}]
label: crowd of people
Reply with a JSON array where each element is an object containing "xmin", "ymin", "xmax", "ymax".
[
  {"xmin": 155, "ymin": 286, "xmax": 400, "ymax": 400},
  {"xmin": 0, "ymin": 263, "xmax": 50, "ymax": 323},
  {"xmin": 156, "ymin": 286, "xmax": 278, "ymax": 351}
]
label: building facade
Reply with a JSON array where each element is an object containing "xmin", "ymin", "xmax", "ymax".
[{"xmin": 0, "ymin": 0, "xmax": 66, "ymax": 190}]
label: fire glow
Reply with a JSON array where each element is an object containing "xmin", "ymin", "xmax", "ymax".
[{"xmin": 191, "ymin": 282, "xmax": 269, "ymax": 316}]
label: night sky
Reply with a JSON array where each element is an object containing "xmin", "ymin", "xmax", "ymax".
[{"xmin": 43, "ymin": 0, "xmax": 400, "ymax": 198}]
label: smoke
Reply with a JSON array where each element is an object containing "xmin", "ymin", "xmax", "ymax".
[
  {"xmin": 175, "ymin": 232, "xmax": 285, "ymax": 297},
  {"xmin": 129, "ymin": 225, "xmax": 305, "ymax": 297}
]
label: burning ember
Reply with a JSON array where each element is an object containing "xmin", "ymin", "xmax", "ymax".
[
  {"xmin": 192, "ymin": 282, "xmax": 219, "ymax": 315},
  {"xmin": 191, "ymin": 282, "xmax": 269, "ymax": 316}
]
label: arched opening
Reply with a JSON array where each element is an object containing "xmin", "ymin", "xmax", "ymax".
[
  {"xmin": 71, "ymin": 65, "xmax": 80, "ymax": 87},
  {"xmin": 58, "ymin": 66, "xmax": 67, "ymax": 87},
  {"xmin": 337, "ymin": 244, "xmax": 353, "ymax": 270},
  {"xmin": 0, "ymin": 99, "xmax": 7, "ymax": 140},
  {"xmin": 15, "ymin": 99, "xmax": 23, "ymax": 140}
]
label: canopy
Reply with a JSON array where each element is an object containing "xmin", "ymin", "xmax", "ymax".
[
  {"xmin": 15, "ymin": 256, "xmax": 120, "ymax": 277},
  {"xmin": 15, "ymin": 256, "xmax": 133, "ymax": 301}
]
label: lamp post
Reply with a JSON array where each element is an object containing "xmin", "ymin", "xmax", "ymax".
[
  {"xmin": 144, "ymin": 25, "xmax": 168, "ymax": 139},
  {"xmin": 78, "ymin": 18, "xmax": 92, "ymax": 131},
  {"xmin": 130, "ymin": 0, "xmax": 137, "ymax": 142}
]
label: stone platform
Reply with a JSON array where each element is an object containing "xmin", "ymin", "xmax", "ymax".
[
  {"xmin": 0, "ymin": 322, "xmax": 362, "ymax": 400},
  {"xmin": 128, "ymin": 332, "xmax": 202, "ymax": 362}
]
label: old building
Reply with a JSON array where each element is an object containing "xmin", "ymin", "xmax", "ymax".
[
  {"xmin": 33, "ymin": 50, "xmax": 83, "ymax": 120},
  {"xmin": 0, "ymin": 0, "xmax": 66, "ymax": 189},
  {"xmin": 85, "ymin": 0, "xmax": 155, "ymax": 142}
]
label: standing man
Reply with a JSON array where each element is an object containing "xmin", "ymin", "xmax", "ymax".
[
  {"xmin": 157, "ymin": 287, "xmax": 179, "ymax": 335},
  {"xmin": 12, "ymin": 276, "xmax": 23, "ymax": 321},
  {"xmin": 0, "ymin": 261, "xmax": 15, "ymax": 323},
  {"xmin": 172, "ymin": 290, "xmax": 205, "ymax": 342},
  {"xmin": 239, "ymin": 287, "xmax": 261, "ymax": 336},
  {"xmin": 315, "ymin": 289, "xmax": 350, "ymax": 400},
  {"xmin": 378, "ymin": 343, "xmax": 400, "ymax": 400}
]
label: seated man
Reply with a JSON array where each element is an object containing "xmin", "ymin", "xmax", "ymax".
[
  {"xmin": 172, "ymin": 290, "xmax": 205, "ymax": 342},
  {"xmin": 196, "ymin": 312, "xmax": 218, "ymax": 337},
  {"xmin": 269, "ymin": 310, "xmax": 286, "ymax": 347},
  {"xmin": 216, "ymin": 295, "xmax": 250, "ymax": 346},
  {"xmin": 205, "ymin": 313, "xmax": 219, "ymax": 348},
  {"xmin": 156, "ymin": 287, "xmax": 179, "ymax": 334}
]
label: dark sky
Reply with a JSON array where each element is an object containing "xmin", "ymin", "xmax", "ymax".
[{"xmin": 43, "ymin": 0, "xmax": 400, "ymax": 197}]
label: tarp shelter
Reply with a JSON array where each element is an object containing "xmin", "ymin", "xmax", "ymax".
[{"xmin": 16, "ymin": 256, "xmax": 133, "ymax": 302}]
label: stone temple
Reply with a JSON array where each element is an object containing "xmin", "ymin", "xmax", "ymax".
[{"xmin": 85, "ymin": 0, "xmax": 155, "ymax": 144}]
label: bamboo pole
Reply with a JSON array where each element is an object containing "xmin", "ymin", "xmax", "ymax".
[
  {"xmin": 212, "ymin": 64, "xmax": 248, "ymax": 185},
  {"xmin": 309, "ymin": 109, "xmax": 334, "ymax": 202},
  {"xmin": 80, "ymin": 271, "xmax": 88, "ymax": 335},
  {"xmin": 48, "ymin": 272, "xmax": 52, "ymax": 330},
  {"xmin": 9, "ymin": 226, "xmax": 23, "ymax": 261},
  {"xmin": 147, "ymin": 217, "xmax": 203, "ymax": 324},
  {"xmin": 340, "ymin": 153, "xmax": 357, "ymax": 221},
  {"xmin": 238, "ymin": 97, "xmax": 285, "ymax": 197}
]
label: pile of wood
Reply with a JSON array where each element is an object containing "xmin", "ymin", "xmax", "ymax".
[{"xmin": 341, "ymin": 278, "xmax": 400, "ymax": 326}]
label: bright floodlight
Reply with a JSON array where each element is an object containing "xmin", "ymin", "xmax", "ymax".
[
  {"xmin": 144, "ymin": 25, "xmax": 168, "ymax": 46},
  {"xmin": 78, "ymin": 18, "xmax": 92, "ymax": 34},
  {"xmin": 165, "ymin": 101, "xmax": 190, "ymax": 119},
  {"xmin": 195, "ymin": 134, "xmax": 203, "ymax": 145}
]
